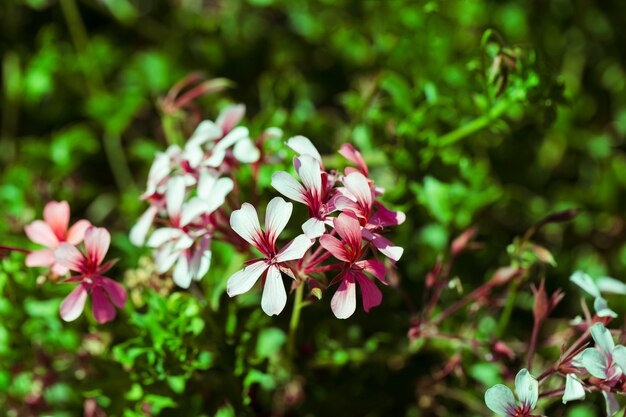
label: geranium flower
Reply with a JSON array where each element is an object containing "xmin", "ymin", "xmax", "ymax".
[
  {"xmin": 226, "ymin": 197, "xmax": 313, "ymax": 316},
  {"xmin": 271, "ymin": 154, "xmax": 336, "ymax": 238},
  {"xmin": 24, "ymin": 201, "xmax": 91, "ymax": 275},
  {"xmin": 55, "ymin": 226, "xmax": 127, "ymax": 323},
  {"xmin": 562, "ymin": 374, "xmax": 586, "ymax": 404},
  {"xmin": 484, "ymin": 369, "xmax": 538, "ymax": 417},
  {"xmin": 319, "ymin": 212, "xmax": 387, "ymax": 319},
  {"xmin": 285, "ymin": 135, "xmax": 323, "ymax": 164}
]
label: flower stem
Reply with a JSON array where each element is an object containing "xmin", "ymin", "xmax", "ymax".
[{"xmin": 287, "ymin": 280, "xmax": 305, "ymax": 360}]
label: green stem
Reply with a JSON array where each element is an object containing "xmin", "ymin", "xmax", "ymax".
[
  {"xmin": 437, "ymin": 100, "xmax": 509, "ymax": 146},
  {"xmin": 497, "ymin": 277, "xmax": 520, "ymax": 337},
  {"xmin": 287, "ymin": 281, "xmax": 305, "ymax": 359}
]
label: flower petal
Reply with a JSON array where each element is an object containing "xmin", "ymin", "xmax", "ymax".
[
  {"xmin": 302, "ymin": 217, "xmax": 326, "ymax": 238},
  {"xmin": 331, "ymin": 275, "xmax": 357, "ymax": 319},
  {"xmin": 265, "ymin": 197, "xmax": 293, "ymax": 246},
  {"xmin": 261, "ymin": 265, "xmax": 287, "ymax": 316},
  {"xmin": 579, "ymin": 347, "xmax": 609, "ymax": 379},
  {"xmin": 66, "ymin": 219, "xmax": 92, "ymax": 245},
  {"xmin": 570, "ymin": 271, "xmax": 600, "ymax": 298},
  {"xmin": 484, "ymin": 385, "xmax": 515, "ymax": 417},
  {"xmin": 60, "ymin": 284, "xmax": 88, "ymax": 322},
  {"xmin": 43, "ymin": 201, "xmax": 70, "ymax": 239},
  {"xmin": 233, "ymin": 137, "xmax": 260, "ymax": 163},
  {"xmin": 319, "ymin": 234, "xmax": 351, "ymax": 262},
  {"xmin": 514, "ymin": 369, "xmax": 538, "ymax": 411},
  {"xmin": 612, "ymin": 345, "xmax": 626, "ymax": 373},
  {"xmin": 591, "ymin": 322, "xmax": 615, "ymax": 354},
  {"xmin": 286, "ymin": 135, "xmax": 322, "ymax": 162},
  {"xmin": 604, "ymin": 392, "xmax": 620, "ymax": 417},
  {"xmin": 100, "ymin": 277, "xmax": 127, "ymax": 309},
  {"xmin": 216, "ymin": 104, "xmax": 245, "ymax": 134},
  {"xmin": 226, "ymin": 260, "xmax": 268, "ymax": 297},
  {"xmin": 333, "ymin": 212, "xmax": 362, "ymax": 252},
  {"xmin": 187, "ymin": 120, "xmax": 221, "ymax": 147},
  {"xmin": 154, "ymin": 243, "xmax": 179, "ymax": 273},
  {"xmin": 594, "ymin": 297, "xmax": 618, "ymax": 318},
  {"xmin": 275, "ymin": 234, "xmax": 313, "ymax": 263},
  {"xmin": 230, "ymin": 203, "xmax": 263, "ymax": 249},
  {"xmin": 597, "ymin": 276, "xmax": 626, "ymax": 295},
  {"xmin": 342, "ymin": 172, "xmax": 373, "ymax": 209},
  {"xmin": 356, "ymin": 259, "xmax": 387, "ymax": 283},
  {"xmin": 55, "ymin": 243, "xmax": 86, "ymax": 272},
  {"xmin": 271, "ymin": 171, "xmax": 307, "ymax": 204},
  {"xmin": 562, "ymin": 374, "xmax": 586, "ymax": 404},
  {"xmin": 166, "ymin": 176, "xmax": 187, "ymax": 223},
  {"xmin": 355, "ymin": 272, "xmax": 382, "ymax": 312},
  {"xmin": 84, "ymin": 227, "xmax": 110, "ymax": 267},
  {"xmin": 364, "ymin": 230, "xmax": 404, "ymax": 262},
  {"xmin": 92, "ymin": 286, "xmax": 116, "ymax": 324},
  {"xmin": 25, "ymin": 249, "xmax": 55, "ymax": 268},
  {"xmin": 338, "ymin": 144, "xmax": 368, "ymax": 175},
  {"xmin": 146, "ymin": 227, "xmax": 184, "ymax": 248},
  {"xmin": 214, "ymin": 126, "xmax": 249, "ymax": 153},
  {"xmin": 25, "ymin": 220, "xmax": 59, "ymax": 247},
  {"xmin": 173, "ymin": 253, "xmax": 192, "ymax": 289},
  {"xmin": 129, "ymin": 207, "xmax": 157, "ymax": 247},
  {"xmin": 295, "ymin": 155, "xmax": 322, "ymax": 196},
  {"xmin": 190, "ymin": 237, "xmax": 212, "ymax": 281}
]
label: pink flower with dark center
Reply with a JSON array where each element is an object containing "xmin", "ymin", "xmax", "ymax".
[
  {"xmin": 319, "ymin": 212, "xmax": 387, "ymax": 319},
  {"xmin": 226, "ymin": 197, "xmax": 313, "ymax": 316},
  {"xmin": 24, "ymin": 201, "xmax": 91, "ymax": 275},
  {"xmin": 271, "ymin": 155, "xmax": 337, "ymax": 238},
  {"xmin": 55, "ymin": 227, "xmax": 127, "ymax": 323}
]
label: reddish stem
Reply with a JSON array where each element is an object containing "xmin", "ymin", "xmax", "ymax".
[{"xmin": 305, "ymin": 263, "xmax": 342, "ymax": 275}]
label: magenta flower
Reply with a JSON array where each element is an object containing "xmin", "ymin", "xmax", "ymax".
[
  {"xmin": 319, "ymin": 212, "xmax": 387, "ymax": 319},
  {"xmin": 271, "ymin": 154, "xmax": 337, "ymax": 238},
  {"xmin": 24, "ymin": 201, "xmax": 91, "ymax": 275},
  {"xmin": 226, "ymin": 197, "xmax": 313, "ymax": 316},
  {"xmin": 55, "ymin": 227, "xmax": 127, "ymax": 323}
]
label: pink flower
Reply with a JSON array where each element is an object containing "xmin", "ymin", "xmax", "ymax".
[
  {"xmin": 226, "ymin": 197, "xmax": 313, "ymax": 316},
  {"xmin": 338, "ymin": 143, "xmax": 368, "ymax": 176},
  {"xmin": 271, "ymin": 155, "xmax": 337, "ymax": 238},
  {"xmin": 55, "ymin": 227, "xmax": 127, "ymax": 323},
  {"xmin": 319, "ymin": 213, "xmax": 387, "ymax": 319},
  {"xmin": 24, "ymin": 201, "xmax": 91, "ymax": 275}
]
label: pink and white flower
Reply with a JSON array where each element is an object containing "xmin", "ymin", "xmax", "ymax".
[
  {"xmin": 55, "ymin": 227, "xmax": 127, "ymax": 323},
  {"xmin": 226, "ymin": 197, "xmax": 313, "ymax": 316},
  {"xmin": 319, "ymin": 213, "xmax": 387, "ymax": 319},
  {"xmin": 24, "ymin": 201, "xmax": 91, "ymax": 275}
]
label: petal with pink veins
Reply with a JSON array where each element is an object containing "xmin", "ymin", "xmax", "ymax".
[
  {"xmin": 25, "ymin": 249, "xmax": 55, "ymax": 267},
  {"xmin": 55, "ymin": 243, "xmax": 86, "ymax": 272},
  {"xmin": 331, "ymin": 275, "xmax": 357, "ymax": 319},
  {"xmin": 25, "ymin": 220, "xmax": 59, "ymax": 248},
  {"xmin": 271, "ymin": 172, "xmax": 307, "ymax": 204},
  {"xmin": 338, "ymin": 144, "xmax": 368, "ymax": 176},
  {"xmin": 261, "ymin": 265, "xmax": 287, "ymax": 316},
  {"xmin": 43, "ymin": 201, "xmax": 70, "ymax": 239},
  {"xmin": 84, "ymin": 227, "xmax": 110, "ymax": 267},
  {"xmin": 363, "ymin": 230, "xmax": 404, "ymax": 262},
  {"xmin": 66, "ymin": 219, "xmax": 92, "ymax": 245},
  {"xmin": 333, "ymin": 213, "xmax": 362, "ymax": 251},
  {"xmin": 275, "ymin": 234, "xmax": 313, "ymax": 263},
  {"xmin": 92, "ymin": 286, "xmax": 116, "ymax": 324},
  {"xmin": 355, "ymin": 272, "xmax": 382, "ymax": 312},
  {"xmin": 100, "ymin": 277, "xmax": 127, "ymax": 309},
  {"xmin": 295, "ymin": 155, "xmax": 322, "ymax": 196},
  {"xmin": 60, "ymin": 284, "xmax": 88, "ymax": 322},
  {"xmin": 226, "ymin": 260, "xmax": 268, "ymax": 297},
  {"xmin": 264, "ymin": 197, "xmax": 293, "ymax": 246},
  {"xmin": 230, "ymin": 203, "xmax": 263, "ymax": 248},
  {"xmin": 319, "ymin": 235, "xmax": 351, "ymax": 262},
  {"xmin": 343, "ymin": 172, "xmax": 373, "ymax": 209}
]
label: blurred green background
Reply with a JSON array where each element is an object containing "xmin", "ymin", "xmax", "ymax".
[{"xmin": 2, "ymin": 0, "xmax": 626, "ymax": 416}]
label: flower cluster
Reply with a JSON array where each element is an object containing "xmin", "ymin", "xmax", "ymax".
[
  {"xmin": 227, "ymin": 136, "xmax": 405, "ymax": 318},
  {"xmin": 24, "ymin": 201, "xmax": 126, "ymax": 323}
]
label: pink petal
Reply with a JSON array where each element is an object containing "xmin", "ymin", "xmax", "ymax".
[
  {"xmin": 271, "ymin": 171, "xmax": 307, "ymax": 204},
  {"xmin": 343, "ymin": 172, "xmax": 373, "ymax": 210},
  {"xmin": 319, "ymin": 235, "xmax": 351, "ymax": 262},
  {"xmin": 25, "ymin": 249, "xmax": 55, "ymax": 267},
  {"xmin": 66, "ymin": 219, "xmax": 92, "ymax": 245},
  {"xmin": 331, "ymin": 274, "xmax": 357, "ymax": 319},
  {"xmin": 338, "ymin": 144, "xmax": 368, "ymax": 176},
  {"xmin": 100, "ymin": 277, "xmax": 127, "ymax": 309},
  {"xmin": 275, "ymin": 234, "xmax": 313, "ymax": 262},
  {"xmin": 216, "ymin": 104, "xmax": 245, "ymax": 134},
  {"xmin": 166, "ymin": 176, "xmax": 186, "ymax": 223},
  {"xmin": 43, "ymin": 201, "xmax": 70, "ymax": 240},
  {"xmin": 230, "ymin": 203, "xmax": 263, "ymax": 249},
  {"xmin": 60, "ymin": 284, "xmax": 88, "ymax": 322},
  {"xmin": 356, "ymin": 259, "xmax": 387, "ymax": 284},
  {"xmin": 84, "ymin": 227, "xmax": 110, "ymax": 267},
  {"xmin": 264, "ymin": 197, "xmax": 293, "ymax": 246},
  {"xmin": 55, "ymin": 243, "xmax": 86, "ymax": 272},
  {"xmin": 333, "ymin": 213, "xmax": 362, "ymax": 252},
  {"xmin": 355, "ymin": 272, "xmax": 383, "ymax": 312},
  {"xmin": 92, "ymin": 286, "xmax": 116, "ymax": 324},
  {"xmin": 295, "ymin": 155, "xmax": 322, "ymax": 196},
  {"xmin": 370, "ymin": 202, "xmax": 406, "ymax": 227},
  {"xmin": 25, "ymin": 220, "xmax": 59, "ymax": 248},
  {"xmin": 226, "ymin": 260, "xmax": 268, "ymax": 297},
  {"xmin": 261, "ymin": 265, "xmax": 287, "ymax": 316},
  {"xmin": 364, "ymin": 230, "xmax": 404, "ymax": 262},
  {"xmin": 286, "ymin": 135, "xmax": 322, "ymax": 162},
  {"xmin": 129, "ymin": 207, "xmax": 157, "ymax": 246},
  {"xmin": 51, "ymin": 263, "xmax": 70, "ymax": 276}
]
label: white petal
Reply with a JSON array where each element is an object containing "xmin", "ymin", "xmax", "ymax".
[
  {"xmin": 129, "ymin": 206, "xmax": 157, "ymax": 246},
  {"xmin": 597, "ymin": 276, "xmax": 626, "ymax": 295},
  {"xmin": 205, "ymin": 177, "xmax": 234, "ymax": 213},
  {"xmin": 190, "ymin": 238, "xmax": 212, "ymax": 281},
  {"xmin": 226, "ymin": 260, "xmax": 268, "ymax": 297},
  {"xmin": 204, "ymin": 149, "xmax": 226, "ymax": 167},
  {"xmin": 612, "ymin": 345, "xmax": 626, "ymax": 373},
  {"xmin": 166, "ymin": 176, "xmax": 187, "ymax": 221},
  {"xmin": 484, "ymin": 385, "xmax": 516, "ymax": 417},
  {"xmin": 183, "ymin": 144, "xmax": 205, "ymax": 168},
  {"xmin": 233, "ymin": 137, "xmax": 260, "ymax": 163},
  {"xmin": 180, "ymin": 198, "xmax": 208, "ymax": 227},
  {"xmin": 173, "ymin": 254, "xmax": 192, "ymax": 289},
  {"xmin": 562, "ymin": 374, "xmax": 586, "ymax": 404},
  {"xmin": 214, "ymin": 126, "xmax": 249, "ymax": 153},
  {"xmin": 196, "ymin": 169, "xmax": 218, "ymax": 199},
  {"xmin": 187, "ymin": 120, "xmax": 221, "ymax": 148},
  {"xmin": 570, "ymin": 270, "xmax": 600, "ymax": 298},
  {"xmin": 343, "ymin": 172, "xmax": 372, "ymax": 208},
  {"xmin": 261, "ymin": 265, "xmax": 287, "ymax": 316},
  {"xmin": 230, "ymin": 203, "xmax": 262, "ymax": 247},
  {"xmin": 514, "ymin": 369, "xmax": 538, "ymax": 411},
  {"xmin": 295, "ymin": 155, "xmax": 322, "ymax": 195},
  {"xmin": 604, "ymin": 392, "xmax": 620, "ymax": 417},
  {"xmin": 275, "ymin": 234, "xmax": 313, "ymax": 263},
  {"xmin": 271, "ymin": 171, "xmax": 307, "ymax": 204},
  {"xmin": 579, "ymin": 347, "xmax": 609, "ymax": 379},
  {"xmin": 594, "ymin": 297, "xmax": 618, "ymax": 318},
  {"xmin": 286, "ymin": 135, "xmax": 322, "ymax": 162},
  {"xmin": 591, "ymin": 322, "xmax": 615, "ymax": 354},
  {"xmin": 216, "ymin": 104, "xmax": 245, "ymax": 133},
  {"xmin": 264, "ymin": 197, "xmax": 293, "ymax": 246},
  {"xmin": 302, "ymin": 217, "xmax": 326, "ymax": 238},
  {"xmin": 331, "ymin": 277, "xmax": 357, "ymax": 319},
  {"xmin": 154, "ymin": 243, "xmax": 179, "ymax": 273},
  {"xmin": 146, "ymin": 227, "xmax": 183, "ymax": 248}
]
